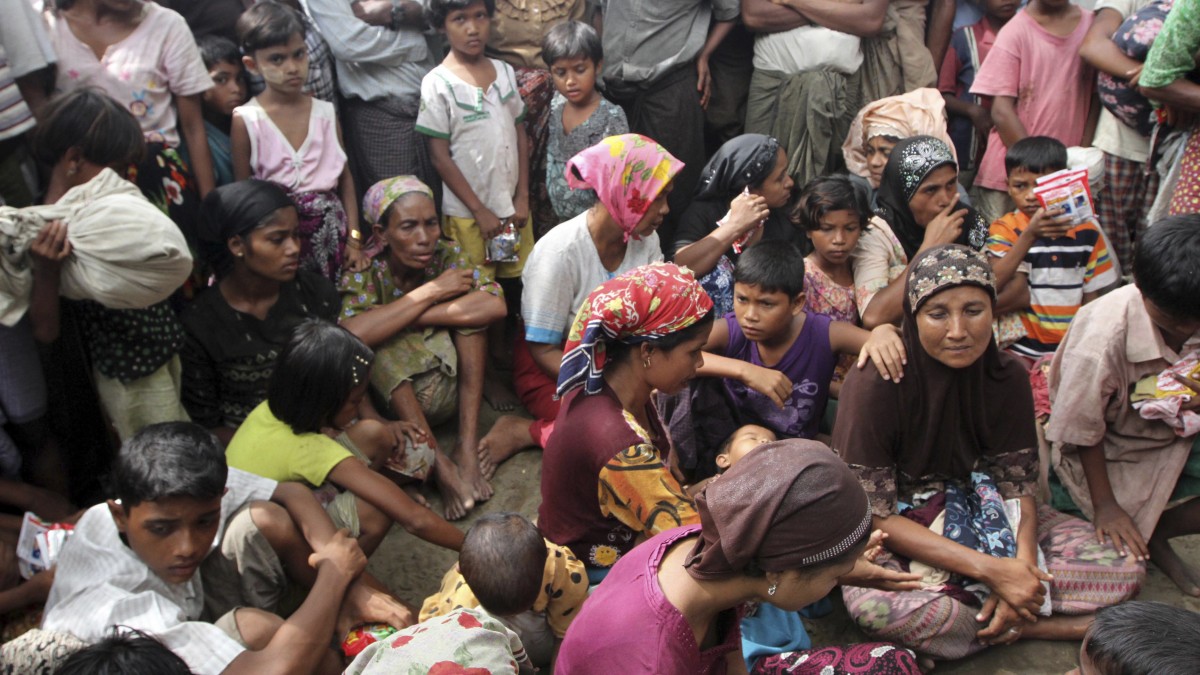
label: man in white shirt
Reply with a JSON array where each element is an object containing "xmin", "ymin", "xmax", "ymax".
[{"xmin": 42, "ymin": 422, "xmax": 412, "ymax": 675}]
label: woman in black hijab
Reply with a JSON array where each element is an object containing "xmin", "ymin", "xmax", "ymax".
[
  {"xmin": 857, "ymin": 135, "xmax": 991, "ymax": 328},
  {"xmin": 180, "ymin": 179, "xmax": 340, "ymax": 443},
  {"xmin": 833, "ymin": 245, "xmax": 1142, "ymax": 661},
  {"xmin": 673, "ymin": 134, "xmax": 797, "ymax": 316}
]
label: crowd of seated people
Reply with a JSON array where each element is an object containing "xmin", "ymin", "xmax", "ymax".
[{"xmin": 2, "ymin": 0, "xmax": 1200, "ymax": 672}]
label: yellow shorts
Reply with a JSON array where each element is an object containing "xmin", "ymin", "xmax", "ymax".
[{"xmin": 442, "ymin": 214, "xmax": 533, "ymax": 280}]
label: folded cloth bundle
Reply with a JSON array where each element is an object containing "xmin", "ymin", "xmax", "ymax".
[
  {"xmin": 1132, "ymin": 351, "xmax": 1200, "ymax": 437},
  {"xmin": 0, "ymin": 168, "xmax": 192, "ymax": 326}
]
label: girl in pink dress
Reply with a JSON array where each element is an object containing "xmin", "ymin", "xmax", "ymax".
[
  {"xmin": 796, "ymin": 175, "xmax": 870, "ymax": 397},
  {"xmin": 231, "ymin": 2, "xmax": 364, "ymax": 281}
]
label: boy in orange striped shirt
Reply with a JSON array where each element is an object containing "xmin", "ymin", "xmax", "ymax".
[{"xmin": 986, "ymin": 137, "xmax": 1119, "ymax": 361}]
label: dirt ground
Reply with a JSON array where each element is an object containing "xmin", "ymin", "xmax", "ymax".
[{"xmin": 373, "ymin": 405, "xmax": 1200, "ymax": 674}]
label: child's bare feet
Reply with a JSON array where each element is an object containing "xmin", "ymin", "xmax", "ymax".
[
  {"xmin": 433, "ymin": 453, "xmax": 476, "ymax": 521},
  {"xmin": 483, "ymin": 373, "xmax": 520, "ymax": 412},
  {"xmin": 1149, "ymin": 536, "xmax": 1200, "ymax": 596},
  {"xmin": 453, "ymin": 439, "xmax": 494, "ymax": 503},
  {"xmin": 478, "ymin": 414, "xmax": 537, "ymax": 478}
]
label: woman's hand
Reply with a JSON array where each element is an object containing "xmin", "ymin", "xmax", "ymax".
[
  {"xmin": 921, "ymin": 203, "xmax": 967, "ymax": 251},
  {"xmin": 840, "ymin": 556, "xmax": 923, "ymax": 591},
  {"xmin": 29, "ymin": 220, "xmax": 72, "ymax": 271},
  {"xmin": 840, "ymin": 530, "xmax": 922, "ymax": 591},
  {"xmin": 388, "ymin": 420, "xmax": 429, "ymax": 454},
  {"xmin": 726, "ymin": 191, "xmax": 770, "ymax": 234},
  {"xmin": 422, "ymin": 268, "xmax": 476, "ymax": 304},
  {"xmin": 975, "ymin": 595, "xmax": 1026, "ymax": 645},
  {"xmin": 979, "ymin": 556, "xmax": 1052, "ymax": 622},
  {"xmin": 344, "ymin": 242, "xmax": 370, "ymax": 272},
  {"xmin": 1093, "ymin": 499, "xmax": 1149, "ymax": 560},
  {"xmin": 856, "ymin": 324, "xmax": 907, "ymax": 382},
  {"xmin": 740, "ymin": 362, "xmax": 793, "ymax": 408}
]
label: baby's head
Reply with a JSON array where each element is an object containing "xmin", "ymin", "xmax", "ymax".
[
  {"xmin": 541, "ymin": 21, "xmax": 602, "ymax": 105},
  {"xmin": 459, "ymin": 513, "xmax": 548, "ymax": 618},
  {"xmin": 1072, "ymin": 601, "xmax": 1200, "ymax": 675},
  {"xmin": 1004, "ymin": 136, "xmax": 1067, "ymax": 219},
  {"xmin": 715, "ymin": 424, "xmax": 777, "ymax": 473}
]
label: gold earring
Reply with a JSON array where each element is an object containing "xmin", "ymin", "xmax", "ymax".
[{"xmin": 643, "ymin": 357, "xmax": 651, "ymax": 369}]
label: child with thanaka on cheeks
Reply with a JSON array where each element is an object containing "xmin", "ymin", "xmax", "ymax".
[
  {"xmin": 231, "ymin": 1, "xmax": 364, "ymax": 281},
  {"xmin": 795, "ymin": 176, "xmax": 871, "ymax": 397},
  {"xmin": 695, "ymin": 242, "xmax": 908, "ymax": 443},
  {"xmin": 541, "ymin": 20, "xmax": 629, "ymax": 222}
]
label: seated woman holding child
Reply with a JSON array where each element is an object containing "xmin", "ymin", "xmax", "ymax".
[
  {"xmin": 538, "ymin": 263, "xmax": 712, "ymax": 582},
  {"xmin": 852, "ymin": 135, "xmax": 992, "ymax": 329},
  {"xmin": 182, "ymin": 180, "xmax": 341, "ymax": 445},
  {"xmin": 557, "ymin": 439, "xmax": 922, "ymax": 674},
  {"xmin": 833, "ymin": 245, "xmax": 1142, "ymax": 661},
  {"xmin": 673, "ymin": 133, "xmax": 797, "ymax": 316},
  {"xmin": 479, "ymin": 134, "xmax": 674, "ymax": 469},
  {"xmin": 338, "ymin": 176, "xmax": 505, "ymax": 519}
]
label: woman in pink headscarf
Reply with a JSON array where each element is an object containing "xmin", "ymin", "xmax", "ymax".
[{"xmin": 478, "ymin": 134, "xmax": 682, "ymax": 472}]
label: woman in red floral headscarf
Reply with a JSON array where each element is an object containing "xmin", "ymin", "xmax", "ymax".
[{"xmin": 538, "ymin": 263, "xmax": 714, "ymax": 582}]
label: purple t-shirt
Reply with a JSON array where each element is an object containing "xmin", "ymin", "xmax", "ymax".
[
  {"xmin": 723, "ymin": 311, "xmax": 836, "ymax": 439},
  {"xmin": 557, "ymin": 525, "xmax": 742, "ymax": 675}
]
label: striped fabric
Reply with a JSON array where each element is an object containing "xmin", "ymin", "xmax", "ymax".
[
  {"xmin": 987, "ymin": 210, "xmax": 1119, "ymax": 357},
  {"xmin": 0, "ymin": 47, "xmax": 34, "ymax": 142}
]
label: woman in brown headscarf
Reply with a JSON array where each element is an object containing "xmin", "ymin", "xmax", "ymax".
[
  {"xmin": 557, "ymin": 439, "xmax": 922, "ymax": 675},
  {"xmin": 834, "ymin": 245, "xmax": 1143, "ymax": 662}
]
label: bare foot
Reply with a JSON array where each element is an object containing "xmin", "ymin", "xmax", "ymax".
[
  {"xmin": 478, "ymin": 414, "xmax": 537, "ymax": 478},
  {"xmin": 483, "ymin": 373, "xmax": 520, "ymax": 412},
  {"xmin": 453, "ymin": 439, "xmax": 494, "ymax": 503},
  {"xmin": 1149, "ymin": 536, "xmax": 1200, "ymax": 596},
  {"xmin": 433, "ymin": 454, "xmax": 476, "ymax": 521}
]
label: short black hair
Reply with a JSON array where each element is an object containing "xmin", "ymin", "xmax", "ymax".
[
  {"xmin": 112, "ymin": 423, "xmax": 227, "ymax": 509},
  {"xmin": 196, "ymin": 34, "xmax": 242, "ymax": 70},
  {"xmin": 57, "ymin": 629, "xmax": 193, "ymax": 675},
  {"xmin": 1085, "ymin": 601, "xmax": 1200, "ymax": 675},
  {"xmin": 33, "ymin": 89, "xmax": 145, "ymax": 168},
  {"xmin": 236, "ymin": 0, "xmax": 306, "ymax": 54},
  {"xmin": 1004, "ymin": 135, "xmax": 1068, "ymax": 176},
  {"xmin": 734, "ymin": 241, "xmax": 807, "ymax": 297},
  {"xmin": 541, "ymin": 20, "xmax": 602, "ymax": 67},
  {"xmin": 1133, "ymin": 214, "xmax": 1200, "ymax": 320},
  {"xmin": 793, "ymin": 175, "xmax": 871, "ymax": 232},
  {"xmin": 459, "ymin": 513, "xmax": 549, "ymax": 616},
  {"xmin": 426, "ymin": 0, "xmax": 495, "ymax": 30},
  {"xmin": 268, "ymin": 320, "xmax": 375, "ymax": 434}
]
